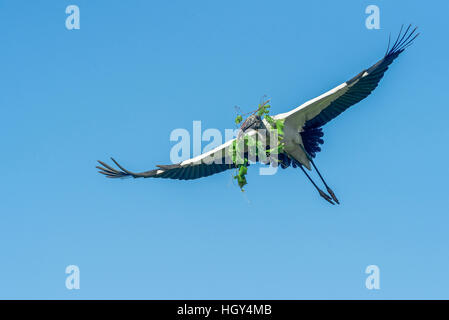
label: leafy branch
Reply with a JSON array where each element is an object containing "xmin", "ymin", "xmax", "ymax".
[{"xmin": 230, "ymin": 98, "xmax": 285, "ymax": 191}]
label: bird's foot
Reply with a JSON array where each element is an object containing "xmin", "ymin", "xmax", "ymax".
[
  {"xmin": 326, "ymin": 187, "xmax": 340, "ymax": 204},
  {"xmin": 318, "ymin": 189, "xmax": 335, "ymax": 205}
]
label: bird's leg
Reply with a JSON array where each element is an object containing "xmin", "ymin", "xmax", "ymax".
[
  {"xmin": 298, "ymin": 143, "xmax": 340, "ymax": 205},
  {"xmin": 298, "ymin": 164, "xmax": 334, "ymax": 205},
  {"xmin": 309, "ymin": 159, "xmax": 339, "ymax": 204}
]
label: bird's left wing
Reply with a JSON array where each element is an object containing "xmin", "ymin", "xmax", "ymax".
[
  {"xmin": 275, "ymin": 25, "xmax": 419, "ymax": 131},
  {"xmin": 97, "ymin": 130, "xmax": 260, "ymax": 180}
]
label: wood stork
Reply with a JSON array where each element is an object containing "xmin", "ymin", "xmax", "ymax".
[{"xmin": 97, "ymin": 26, "xmax": 419, "ymax": 204}]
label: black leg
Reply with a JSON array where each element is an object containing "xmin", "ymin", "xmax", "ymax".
[
  {"xmin": 309, "ymin": 159, "xmax": 340, "ymax": 204},
  {"xmin": 298, "ymin": 164, "xmax": 334, "ymax": 205}
]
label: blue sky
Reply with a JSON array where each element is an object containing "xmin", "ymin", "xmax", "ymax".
[{"xmin": 0, "ymin": 0, "xmax": 448, "ymax": 299}]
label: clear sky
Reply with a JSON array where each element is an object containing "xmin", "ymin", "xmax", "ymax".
[{"xmin": 1, "ymin": 0, "xmax": 448, "ymax": 299}]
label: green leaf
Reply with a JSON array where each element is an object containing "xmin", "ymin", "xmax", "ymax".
[
  {"xmin": 239, "ymin": 165, "xmax": 248, "ymax": 175},
  {"xmin": 235, "ymin": 115, "xmax": 243, "ymax": 124}
]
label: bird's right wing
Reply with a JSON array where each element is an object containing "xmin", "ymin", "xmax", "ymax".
[{"xmin": 97, "ymin": 130, "xmax": 262, "ymax": 180}]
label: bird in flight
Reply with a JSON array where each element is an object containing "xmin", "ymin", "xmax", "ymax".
[{"xmin": 97, "ymin": 25, "xmax": 419, "ymax": 204}]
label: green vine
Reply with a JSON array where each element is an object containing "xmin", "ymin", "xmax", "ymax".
[{"xmin": 230, "ymin": 99, "xmax": 285, "ymax": 191}]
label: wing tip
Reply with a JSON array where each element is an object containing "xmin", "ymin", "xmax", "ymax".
[
  {"xmin": 96, "ymin": 158, "xmax": 134, "ymax": 178},
  {"xmin": 385, "ymin": 24, "xmax": 419, "ymax": 58}
]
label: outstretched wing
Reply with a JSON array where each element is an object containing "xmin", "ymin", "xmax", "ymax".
[
  {"xmin": 97, "ymin": 130, "xmax": 261, "ymax": 180},
  {"xmin": 275, "ymin": 25, "xmax": 419, "ymax": 131}
]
